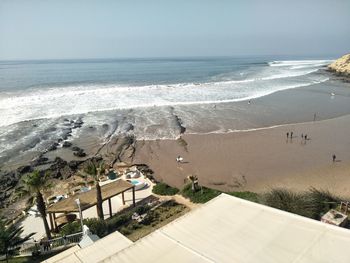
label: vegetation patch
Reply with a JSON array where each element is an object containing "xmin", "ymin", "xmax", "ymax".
[
  {"xmin": 152, "ymin": 183, "xmax": 179, "ymax": 196},
  {"xmin": 262, "ymin": 188, "xmax": 341, "ymax": 220},
  {"xmin": 122, "ymin": 200, "xmax": 188, "ymax": 241},
  {"xmin": 60, "ymin": 218, "xmax": 107, "ymax": 237},
  {"xmin": 58, "ymin": 198, "xmax": 187, "ymax": 242},
  {"xmin": 181, "ymin": 184, "xmax": 221, "ymax": 203}
]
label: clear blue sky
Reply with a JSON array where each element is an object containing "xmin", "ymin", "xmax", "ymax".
[{"xmin": 0, "ymin": 0, "xmax": 349, "ymax": 60}]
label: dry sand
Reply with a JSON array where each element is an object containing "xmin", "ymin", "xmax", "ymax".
[{"xmin": 134, "ymin": 115, "xmax": 350, "ymax": 197}]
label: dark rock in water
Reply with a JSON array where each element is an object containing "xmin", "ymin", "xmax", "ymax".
[
  {"xmin": 174, "ymin": 115, "xmax": 186, "ymax": 134},
  {"xmin": 124, "ymin": 123, "xmax": 134, "ymax": 132},
  {"xmin": 63, "ymin": 118, "xmax": 69, "ymax": 122},
  {"xmin": 74, "ymin": 118, "xmax": 84, "ymax": 129},
  {"xmin": 73, "ymin": 123, "xmax": 82, "ymax": 129},
  {"xmin": 17, "ymin": 165, "xmax": 33, "ymax": 175},
  {"xmin": 31, "ymin": 156, "xmax": 49, "ymax": 166},
  {"xmin": 62, "ymin": 141, "xmax": 72, "ymax": 148},
  {"xmin": 75, "ymin": 118, "xmax": 83, "ymax": 124},
  {"xmin": 48, "ymin": 143, "xmax": 59, "ymax": 151},
  {"xmin": 62, "ymin": 128, "xmax": 72, "ymax": 134},
  {"xmin": 72, "ymin": 145, "xmax": 86, "ymax": 157},
  {"xmin": 58, "ymin": 138, "xmax": 63, "ymax": 142},
  {"xmin": 73, "ymin": 149, "xmax": 86, "ymax": 157},
  {"xmin": 72, "ymin": 146, "xmax": 81, "ymax": 151}
]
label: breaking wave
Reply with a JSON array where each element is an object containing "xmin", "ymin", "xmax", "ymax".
[{"xmin": 0, "ymin": 59, "xmax": 331, "ymax": 127}]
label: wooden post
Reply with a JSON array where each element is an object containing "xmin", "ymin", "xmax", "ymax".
[
  {"xmin": 122, "ymin": 192, "xmax": 125, "ymax": 205},
  {"xmin": 53, "ymin": 213, "xmax": 58, "ymax": 231},
  {"xmin": 48, "ymin": 213, "xmax": 54, "ymax": 231},
  {"xmin": 132, "ymin": 186, "xmax": 136, "ymax": 207},
  {"xmin": 108, "ymin": 198, "xmax": 112, "ymax": 217}
]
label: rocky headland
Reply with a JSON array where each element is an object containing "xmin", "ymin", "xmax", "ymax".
[{"xmin": 328, "ymin": 53, "xmax": 350, "ymax": 80}]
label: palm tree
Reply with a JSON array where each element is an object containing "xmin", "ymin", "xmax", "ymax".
[
  {"xmin": 22, "ymin": 170, "xmax": 52, "ymax": 239},
  {"xmin": 79, "ymin": 161, "xmax": 105, "ymax": 220},
  {"xmin": 187, "ymin": 175, "xmax": 199, "ymax": 192},
  {"xmin": 0, "ymin": 218, "xmax": 34, "ymax": 263}
]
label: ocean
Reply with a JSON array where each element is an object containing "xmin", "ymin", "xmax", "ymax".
[
  {"xmin": 1, "ymin": 56, "xmax": 349, "ymax": 167},
  {"xmin": 0, "ymin": 57, "xmax": 332, "ymax": 127}
]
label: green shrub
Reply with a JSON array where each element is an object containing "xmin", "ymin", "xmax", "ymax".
[
  {"xmin": 152, "ymin": 183, "xmax": 179, "ymax": 196},
  {"xmin": 83, "ymin": 218, "xmax": 107, "ymax": 237},
  {"xmin": 141, "ymin": 211, "xmax": 157, "ymax": 225},
  {"xmin": 262, "ymin": 188, "xmax": 311, "ymax": 217},
  {"xmin": 59, "ymin": 218, "xmax": 107, "ymax": 237},
  {"xmin": 181, "ymin": 184, "xmax": 220, "ymax": 203},
  {"xmin": 135, "ymin": 205, "xmax": 151, "ymax": 215},
  {"xmin": 106, "ymin": 214, "xmax": 130, "ymax": 232},
  {"xmin": 261, "ymin": 188, "xmax": 343, "ymax": 219},
  {"xmin": 119, "ymin": 226, "xmax": 131, "ymax": 235},
  {"xmin": 304, "ymin": 188, "xmax": 340, "ymax": 219},
  {"xmin": 59, "ymin": 221, "xmax": 81, "ymax": 236}
]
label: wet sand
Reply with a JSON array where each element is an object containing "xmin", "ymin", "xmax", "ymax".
[{"xmin": 134, "ymin": 114, "xmax": 350, "ymax": 197}]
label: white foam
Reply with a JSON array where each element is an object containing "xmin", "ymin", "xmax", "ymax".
[
  {"xmin": 0, "ymin": 60, "xmax": 330, "ymax": 127},
  {"xmin": 268, "ymin": 59, "xmax": 333, "ymax": 67}
]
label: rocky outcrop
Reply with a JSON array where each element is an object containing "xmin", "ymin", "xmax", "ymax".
[
  {"xmin": 0, "ymin": 156, "xmax": 84, "ymax": 209},
  {"xmin": 97, "ymin": 135, "xmax": 136, "ymax": 167},
  {"xmin": 328, "ymin": 54, "xmax": 350, "ymax": 77}
]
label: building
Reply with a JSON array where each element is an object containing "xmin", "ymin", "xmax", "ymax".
[{"xmin": 47, "ymin": 193, "xmax": 350, "ymax": 263}]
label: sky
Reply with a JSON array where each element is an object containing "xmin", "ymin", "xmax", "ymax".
[{"xmin": 0, "ymin": 0, "xmax": 349, "ymax": 60}]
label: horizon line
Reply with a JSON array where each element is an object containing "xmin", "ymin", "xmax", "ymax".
[{"xmin": 0, "ymin": 53, "xmax": 342, "ymax": 63}]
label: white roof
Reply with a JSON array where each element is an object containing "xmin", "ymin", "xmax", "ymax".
[
  {"xmin": 44, "ymin": 231, "xmax": 132, "ymax": 263},
  {"xmin": 102, "ymin": 194, "xmax": 350, "ymax": 263}
]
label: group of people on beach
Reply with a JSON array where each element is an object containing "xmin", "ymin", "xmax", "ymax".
[
  {"xmin": 285, "ymin": 131, "xmax": 338, "ymax": 163},
  {"xmin": 286, "ymin": 132, "xmax": 308, "ymax": 141}
]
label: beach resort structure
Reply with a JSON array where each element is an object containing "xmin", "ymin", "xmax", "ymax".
[
  {"xmin": 46, "ymin": 180, "xmax": 135, "ymax": 231},
  {"xmin": 46, "ymin": 193, "xmax": 350, "ymax": 263},
  {"xmin": 19, "ymin": 166, "xmax": 153, "ymax": 241}
]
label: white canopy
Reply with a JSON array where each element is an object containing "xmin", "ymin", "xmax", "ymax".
[
  {"xmin": 104, "ymin": 194, "xmax": 350, "ymax": 263},
  {"xmin": 48, "ymin": 193, "xmax": 350, "ymax": 262}
]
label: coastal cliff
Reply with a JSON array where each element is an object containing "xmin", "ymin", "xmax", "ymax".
[{"xmin": 328, "ymin": 53, "xmax": 350, "ymax": 77}]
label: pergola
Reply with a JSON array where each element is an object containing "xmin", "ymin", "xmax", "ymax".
[{"xmin": 47, "ymin": 180, "xmax": 135, "ymax": 231}]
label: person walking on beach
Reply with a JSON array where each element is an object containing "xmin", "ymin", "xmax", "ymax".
[
  {"xmin": 176, "ymin": 156, "xmax": 183, "ymax": 163},
  {"xmin": 290, "ymin": 132, "xmax": 293, "ymax": 138},
  {"xmin": 332, "ymin": 154, "xmax": 336, "ymax": 162},
  {"xmin": 304, "ymin": 134, "xmax": 307, "ymax": 140},
  {"xmin": 286, "ymin": 132, "xmax": 289, "ymax": 139},
  {"xmin": 301, "ymin": 133, "xmax": 303, "ymax": 140}
]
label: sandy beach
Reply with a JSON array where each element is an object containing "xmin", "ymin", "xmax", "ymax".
[{"xmin": 134, "ymin": 114, "xmax": 350, "ymax": 196}]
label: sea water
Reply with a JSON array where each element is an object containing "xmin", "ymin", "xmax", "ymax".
[
  {"xmin": 0, "ymin": 56, "xmax": 344, "ymax": 165},
  {"xmin": 0, "ymin": 57, "xmax": 332, "ymax": 127}
]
